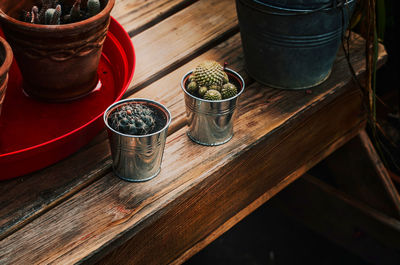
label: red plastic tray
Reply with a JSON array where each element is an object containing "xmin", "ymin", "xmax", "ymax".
[{"xmin": 0, "ymin": 17, "xmax": 135, "ymax": 180}]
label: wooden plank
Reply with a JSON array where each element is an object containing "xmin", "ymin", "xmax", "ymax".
[
  {"xmin": 111, "ymin": 0, "xmax": 196, "ymax": 36},
  {"xmin": 0, "ymin": 4, "xmax": 240, "ymax": 240},
  {"xmin": 0, "ymin": 32, "xmax": 387, "ymax": 245},
  {"xmin": 272, "ymin": 174, "xmax": 400, "ymax": 265},
  {"xmin": 0, "ymin": 33, "xmax": 245, "ymax": 241},
  {"xmin": 128, "ymin": 0, "xmax": 239, "ymax": 95},
  {"xmin": 311, "ymin": 130, "xmax": 400, "ymax": 218},
  {"xmin": 0, "ymin": 56, "xmax": 367, "ymax": 264},
  {"xmin": 169, "ymin": 124, "xmax": 364, "ymax": 265}
]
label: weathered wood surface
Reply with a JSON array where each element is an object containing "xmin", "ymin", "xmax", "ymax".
[
  {"xmin": 128, "ymin": 0, "xmax": 238, "ymax": 94},
  {"xmin": 111, "ymin": 0, "xmax": 196, "ymax": 36},
  {"xmin": 272, "ymin": 174, "xmax": 400, "ymax": 265},
  {"xmin": 0, "ymin": 31, "xmax": 386, "ymax": 263},
  {"xmin": 0, "ymin": 0, "xmax": 241, "ymax": 240},
  {"xmin": 311, "ymin": 130, "xmax": 400, "ymax": 218},
  {"xmin": 0, "ymin": 0, "xmax": 390, "ymax": 263},
  {"xmin": 0, "ymin": 62, "xmax": 366, "ymax": 265}
]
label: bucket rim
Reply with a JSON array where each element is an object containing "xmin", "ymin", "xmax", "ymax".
[{"xmin": 238, "ymin": 0, "xmax": 356, "ymax": 14}]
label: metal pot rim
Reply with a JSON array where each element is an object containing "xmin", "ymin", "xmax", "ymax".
[
  {"xmin": 181, "ymin": 67, "xmax": 245, "ymax": 103},
  {"xmin": 103, "ymin": 98, "xmax": 172, "ymax": 138}
]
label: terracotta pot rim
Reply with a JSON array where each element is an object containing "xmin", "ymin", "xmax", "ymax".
[
  {"xmin": 0, "ymin": 0, "xmax": 115, "ymax": 33},
  {"xmin": 0, "ymin": 36, "xmax": 13, "ymax": 79}
]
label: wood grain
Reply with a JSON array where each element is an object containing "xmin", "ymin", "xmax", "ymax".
[
  {"xmin": 0, "ymin": 58, "xmax": 367, "ymax": 264},
  {"xmin": 0, "ymin": 3, "xmax": 242, "ymax": 240},
  {"xmin": 0, "ymin": 32, "xmax": 387, "ymax": 262},
  {"xmin": 111, "ymin": 0, "xmax": 196, "ymax": 36},
  {"xmin": 273, "ymin": 174, "xmax": 400, "ymax": 265},
  {"xmin": 128, "ymin": 0, "xmax": 239, "ymax": 94},
  {"xmin": 0, "ymin": 1, "xmax": 390, "ymax": 262}
]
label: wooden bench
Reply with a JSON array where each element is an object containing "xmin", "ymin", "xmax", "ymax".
[{"xmin": 0, "ymin": 0, "xmax": 391, "ymax": 264}]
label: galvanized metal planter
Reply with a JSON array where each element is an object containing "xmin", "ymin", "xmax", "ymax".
[
  {"xmin": 104, "ymin": 98, "xmax": 171, "ymax": 182},
  {"xmin": 235, "ymin": 0, "xmax": 355, "ymax": 89},
  {"xmin": 181, "ymin": 68, "xmax": 245, "ymax": 146}
]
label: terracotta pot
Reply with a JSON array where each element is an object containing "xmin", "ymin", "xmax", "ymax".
[
  {"xmin": 0, "ymin": 0, "xmax": 115, "ymax": 102},
  {"xmin": 0, "ymin": 36, "xmax": 12, "ymax": 117}
]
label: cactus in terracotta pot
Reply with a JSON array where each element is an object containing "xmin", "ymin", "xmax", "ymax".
[
  {"xmin": 20, "ymin": 0, "xmax": 101, "ymax": 25},
  {"xmin": 0, "ymin": 0, "xmax": 116, "ymax": 102}
]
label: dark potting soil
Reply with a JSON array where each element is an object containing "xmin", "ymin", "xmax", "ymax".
[{"xmin": 107, "ymin": 103, "xmax": 167, "ymax": 136}]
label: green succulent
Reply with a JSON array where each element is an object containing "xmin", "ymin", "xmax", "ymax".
[
  {"xmin": 204, "ymin": 89, "xmax": 222, "ymax": 101},
  {"xmin": 209, "ymin": 84, "xmax": 221, "ymax": 92},
  {"xmin": 198, "ymin": 86, "xmax": 208, "ymax": 97},
  {"xmin": 192, "ymin": 60, "xmax": 225, "ymax": 88},
  {"xmin": 187, "ymin": 81, "xmax": 197, "ymax": 94},
  {"xmin": 221, "ymin": 83, "xmax": 238, "ymax": 99},
  {"xmin": 108, "ymin": 103, "xmax": 156, "ymax": 135}
]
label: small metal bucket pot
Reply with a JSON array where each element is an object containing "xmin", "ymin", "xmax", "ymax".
[
  {"xmin": 181, "ymin": 68, "xmax": 245, "ymax": 146},
  {"xmin": 103, "ymin": 98, "xmax": 171, "ymax": 182}
]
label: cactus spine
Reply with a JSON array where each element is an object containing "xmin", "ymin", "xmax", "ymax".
[
  {"xmin": 186, "ymin": 60, "xmax": 238, "ymax": 101},
  {"xmin": 108, "ymin": 104, "xmax": 156, "ymax": 135}
]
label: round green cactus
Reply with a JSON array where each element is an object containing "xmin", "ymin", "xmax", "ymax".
[
  {"xmin": 187, "ymin": 81, "xmax": 197, "ymax": 95},
  {"xmin": 221, "ymin": 83, "xmax": 238, "ymax": 99},
  {"xmin": 108, "ymin": 103, "xmax": 156, "ymax": 135},
  {"xmin": 204, "ymin": 89, "xmax": 222, "ymax": 100},
  {"xmin": 192, "ymin": 60, "xmax": 225, "ymax": 88},
  {"xmin": 209, "ymin": 84, "xmax": 221, "ymax": 92},
  {"xmin": 223, "ymin": 72, "xmax": 229, "ymax": 84},
  {"xmin": 198, "ymin": 86, "xmax": 208, "ymax": 97}
]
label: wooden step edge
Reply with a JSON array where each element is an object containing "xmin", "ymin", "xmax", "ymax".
[
  {"xmin": 169, "ymin": 122, "xmax": 365, "ymax": 265},
  {"xmin": 358, "ymin": 130, "xmax": 400, "ymax": 216},
  {"xmin": 273, "ymin": 174, "xmax": 400, "ymax": 264}
]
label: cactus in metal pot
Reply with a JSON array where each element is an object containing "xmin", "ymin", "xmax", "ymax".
[
  {"xmin": 185, "ymin": 60, "xmax": 237, "ymax": 101},
  {"xmin": 108, "ymin": 104, "xmax": 156, "ymax": 135}
]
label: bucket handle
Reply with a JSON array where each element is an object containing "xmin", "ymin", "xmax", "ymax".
[{"xmin": 240, "ymin": 0, "xmax": 355, "ymax": 16}]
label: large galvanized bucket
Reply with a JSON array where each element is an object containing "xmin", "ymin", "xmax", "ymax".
[{"xmin": 235, "ymin": 0, "xmax": 355, "ymax": 89}]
